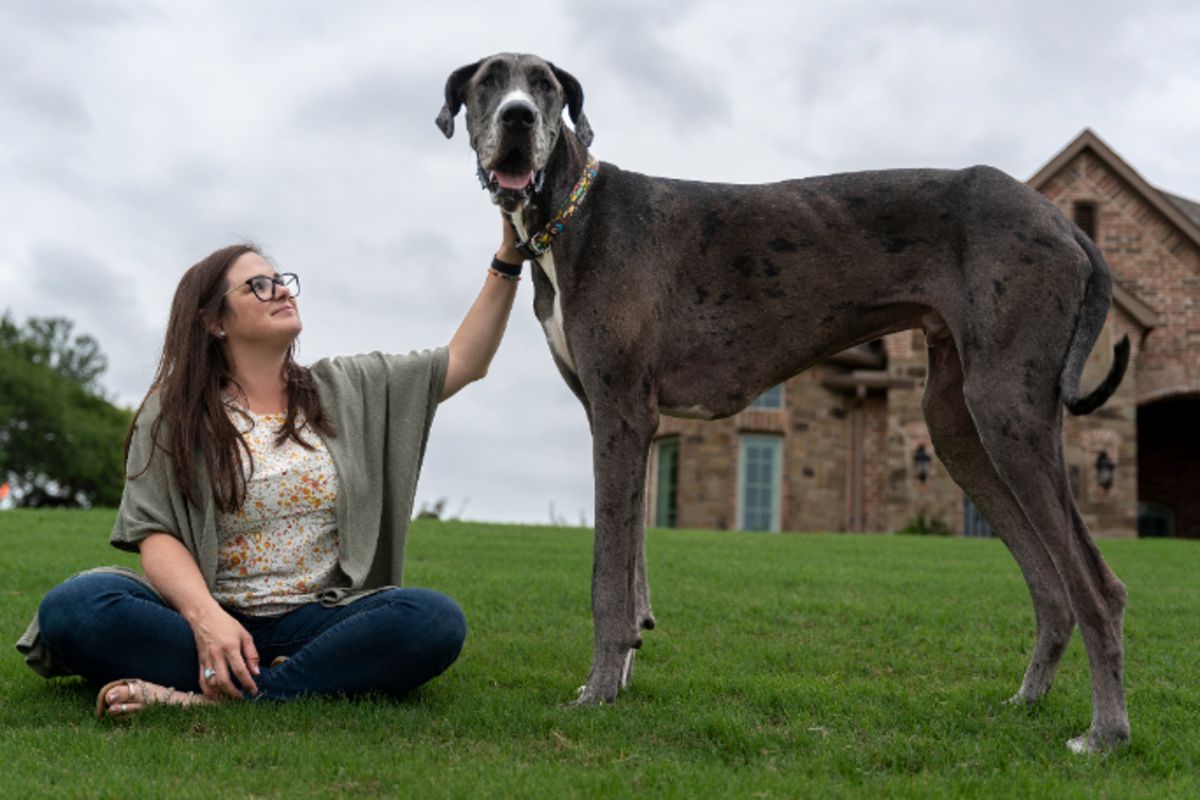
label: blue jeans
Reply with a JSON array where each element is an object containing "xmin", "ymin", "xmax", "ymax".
[{"xmin": 36, "ymin": 573, "xmax": 466, "ymax": 700}]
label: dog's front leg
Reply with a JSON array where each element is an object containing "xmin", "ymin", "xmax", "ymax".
[{"xmin": 573, "ymin": 401, "xmax": 658, "ymax": 705}]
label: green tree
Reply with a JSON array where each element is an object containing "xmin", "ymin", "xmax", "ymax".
[
  {"xmin": 0, "ymin": 314, "xmax": 108, "ymax": 394},
  {"xmin": 0, "ymin": 312, "xmax": 132, "ymax": 507}
]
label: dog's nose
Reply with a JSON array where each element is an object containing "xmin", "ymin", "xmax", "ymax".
[{"xmin": 499, "ymin": 100, "xmax": 537, "ymax": 129}]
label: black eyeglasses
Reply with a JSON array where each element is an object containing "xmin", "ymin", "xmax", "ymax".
[{"xmin": 224, "ymin": 273, "xmax": 300, "ymax": 302}]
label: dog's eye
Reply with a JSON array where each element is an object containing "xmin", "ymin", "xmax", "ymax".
[
  {"xmin": 538, "ymin": 78, "xmax": 553, "ymax": 92},
  {"xmin": 481, "ymin": 74, "xmax": 497, "ymax": 89}
]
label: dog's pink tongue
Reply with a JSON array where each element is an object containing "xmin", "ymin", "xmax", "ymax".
[{"xmin": 494, "ymin": 170, "xmax": 533, "ymax": 190}]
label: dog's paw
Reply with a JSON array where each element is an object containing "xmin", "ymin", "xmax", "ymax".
[
  {"xmin": 1066, "ymin": 728, "xmax": 1130, "ymax": 755},
  {"xmin": 567, "ymin": 688, "xmax": 613, "ymax": 707},
  {"xmin": 568, "ymin": 675, "xmax": 622, "ymax": 707},
  {"xmin": 567, "ymin": 643, "xmax": 638, "ymax": 707}
]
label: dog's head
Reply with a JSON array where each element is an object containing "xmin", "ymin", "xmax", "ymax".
[{"xmin": 436, "ymin": 53, "xmax": 592, "ymax": 212}]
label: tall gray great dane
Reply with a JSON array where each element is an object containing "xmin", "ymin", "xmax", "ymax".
[{"xmin": 437, "ymin": 53, "xmax": 1132, "ymax": 753}]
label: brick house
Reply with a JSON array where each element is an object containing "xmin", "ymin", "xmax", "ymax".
[{"xmin": 647, "ymin": 130, "xmax": 1200, "ymax": 538}]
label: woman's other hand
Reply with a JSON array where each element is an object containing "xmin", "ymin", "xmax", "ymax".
[
  {"xmin": 190, "ymin": 605, "xmax": 260, "ymax": 700},
  {"xmin": 140, "ymin": 532, "xmax": 261, "ymax": 700}
]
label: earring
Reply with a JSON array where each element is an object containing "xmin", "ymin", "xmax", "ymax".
[{"xmin": 217, "ymin": 330, "xmax": 227, "ymax": 339}]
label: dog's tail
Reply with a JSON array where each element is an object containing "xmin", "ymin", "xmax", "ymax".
[{"xmin": 1061, "ymin": 230, "xmax": 1130, "ymax": 416}]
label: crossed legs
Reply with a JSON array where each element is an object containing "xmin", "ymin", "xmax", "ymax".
[{"xmin": 37, "ymin": 573, "xmax": 466, "ymax": 713}]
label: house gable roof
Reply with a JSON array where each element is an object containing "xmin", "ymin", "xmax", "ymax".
[
  {"xmin": 1028, "ymin": 128, "xmax": 1200, "ymax": 252},
  {"xmin": 1027, "ymin": 128, "xmax": 1195, "ymax": 331}
]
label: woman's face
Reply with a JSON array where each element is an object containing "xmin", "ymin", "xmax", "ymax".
[{"xmin": 219, "ymin": 252, "xmax": 302, "ymax": 347}]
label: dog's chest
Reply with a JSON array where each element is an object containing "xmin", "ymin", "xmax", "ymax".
[{"xmin": 512, "ymin": 216, "xmax": 577, "ymax": 375}]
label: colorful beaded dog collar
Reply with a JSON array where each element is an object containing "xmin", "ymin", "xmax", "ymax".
[{"xmin": 515, "ymin": 155, "xmax": 600, "ymax": 260}]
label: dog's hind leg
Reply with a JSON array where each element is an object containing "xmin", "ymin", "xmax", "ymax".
[
  {"xmin": 923, "ymin": 333, "xmax": 1074, "ymax": 704},
  {"xmin": 574, "ymin": 397, "xmax": 660, "ymax": 705},
  {"xmin": 960, "ymin": 346, "xmax": 1129, "ymax": 753}
]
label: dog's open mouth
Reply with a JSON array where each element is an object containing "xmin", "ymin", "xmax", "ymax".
[
  {"xmin": 482, "ymin": 150, "xmax": 543, "ymax": 197},
  {"xmin": 492, "ymin": 169, "xmax": 535, "ymax": 191}
]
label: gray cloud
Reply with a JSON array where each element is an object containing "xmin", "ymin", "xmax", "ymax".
[
  {"xmin": 26, "ymin": 241, "xmax": 160, "ymax": 405},
  {"xmin": 290, "ymin": 67, "xmax": 442, "ymax": 144},
  {"xmin": 565, "ymin": 1, "xmax": 732, "ymax": 136},
  {"xmin": 783, "ymin": 2, "xmax": 1172, "ymax": 174},
  {"xmin": 3, "ymin": 80, "xmax": 92, "ymax": 133},
  {"xmin": 0, "ymin": 0, "xmax": 153, "ymax": 32}
]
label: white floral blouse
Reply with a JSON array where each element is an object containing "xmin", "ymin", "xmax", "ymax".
[{"xmin": 213, "ymin": 407, "xmax": 341, "ymax": 616}]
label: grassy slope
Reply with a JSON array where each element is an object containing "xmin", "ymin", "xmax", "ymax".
[{"xmin": 2, "ymin": 509, "xmax": 1198, "ymax": 798}]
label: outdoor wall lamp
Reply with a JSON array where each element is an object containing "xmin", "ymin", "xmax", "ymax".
[
  {"xmin": 1095, "ymin": 450, "xmax": 1115, "ymax": 490},
  {"xmin": 913, "ymin": 444, "xmax": 931, "ymax": 483}
]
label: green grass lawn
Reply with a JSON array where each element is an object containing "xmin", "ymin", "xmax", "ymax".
[{"xmin": 3, "ymin": 509, "xmax": 1199, "ymax": 798}]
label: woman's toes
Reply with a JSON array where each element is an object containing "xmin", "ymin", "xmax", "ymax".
[
  {"xmin": 110, "ymin": 701, "xmax": 142, "ymax": 716},
  {"xmin": 97, "ymin": 678, "xmax": 208, "ymax": 719}
]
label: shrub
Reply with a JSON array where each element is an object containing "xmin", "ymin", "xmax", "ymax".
[{"xmin": 899, "ymin": 512, "xmax": 953, "ymax": 536}]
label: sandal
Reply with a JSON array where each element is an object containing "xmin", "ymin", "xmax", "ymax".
[{"xmin": 94, "ymin": 678, "xmax": 207, "ymax": 720}]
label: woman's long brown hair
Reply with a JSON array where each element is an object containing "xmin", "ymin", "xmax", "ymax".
[{"xmin": 125, "ymin": 244, "xmax": 335, "ymax": 512}]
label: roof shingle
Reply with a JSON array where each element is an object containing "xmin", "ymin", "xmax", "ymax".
[{"xmin": 1162, "ymin": 191, "xmax": 1200, "ymax": 230}]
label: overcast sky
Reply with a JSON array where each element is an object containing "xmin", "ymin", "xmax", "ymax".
[{"xmin": 2, "ymin": 1, "xmax": 1198, "ymax": 524}]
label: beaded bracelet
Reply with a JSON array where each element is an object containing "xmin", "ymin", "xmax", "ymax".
[
  {"xmin": 489, "ymin": 255, "xmax": 523, "ymax": 282},
  {"xmin": 488, "ymin": 267, "xmax": 521, "ymax": 282},
  {"xmin": 491, "ymin": 255, "xmax": 523, "ymax": 276}
]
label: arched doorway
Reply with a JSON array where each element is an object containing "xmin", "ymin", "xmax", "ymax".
[{"xmin": 1138, "ymin": 395, "xmax": 1200, "ymax": 538}]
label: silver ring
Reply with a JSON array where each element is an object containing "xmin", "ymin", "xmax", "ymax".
[
  {"xmin": 204, "ymin": 667, "xmax": 217, "ymax": 683},
  {"xmin": 120, "ymin": 703, "xmax": 127, "ymax": 713}
]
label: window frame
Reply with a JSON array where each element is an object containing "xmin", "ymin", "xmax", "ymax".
[
  {"xmin": 749, "ymin": 384, "xmax": 785, "ymax": 410},
  {"xmin": 653, "ymin": 437, "xmax": 680, "ymax": 529},
  {"xmin": 738, "ymin": 433, "xmax": 783, "ymax": 532}
]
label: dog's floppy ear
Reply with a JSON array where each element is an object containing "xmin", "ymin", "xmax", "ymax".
[
  {"xmin": 549, "ymin": 62, "xmax": 593, "ymax": 147},
  {"xmin": 436, "ymin": 60, "xmax": 482, "ymax": 139}
]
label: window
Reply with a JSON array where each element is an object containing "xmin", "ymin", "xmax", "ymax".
[
  {"xmin": 750, "ymin": 384, "xmax": 784, "ymax": 409},
  {"xmin": 654, "ymin": 438, "xmax": 680, "ymax": 528},
  {"xmin": 1073, "ymin": 202, "xmax": 1097, "ymax": 242},
  {"xmin": 739, "ymin": 434, "xmax": 782, "ymax": 532}
]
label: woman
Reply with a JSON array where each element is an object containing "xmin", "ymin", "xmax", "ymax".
[{"xmin": 19, "ymin": 216, "xmax": 525, "ymax": 716}]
